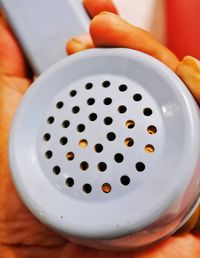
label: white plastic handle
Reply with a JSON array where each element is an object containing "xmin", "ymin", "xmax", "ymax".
[{"xmin": 0, "ymin": 0, "xmax": 89, "ymax": 74}]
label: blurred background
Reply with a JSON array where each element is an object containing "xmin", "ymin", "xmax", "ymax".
[{"xmin": 114, "ymin": 0, "xmax": 200, "ymax": 60}]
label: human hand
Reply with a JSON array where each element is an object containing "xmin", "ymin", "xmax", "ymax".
[
  {"xmin": 1, "ymin": 1, "xmax": 200, "ymax": 258},
  {"xmin": 67, "ymin": 4, "xmax": 200, "ymax": 106}
]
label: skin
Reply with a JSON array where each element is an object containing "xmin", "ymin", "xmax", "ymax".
[{"xmin": 0, "ymin": 0, "xmax": 200, "ymax": 257}]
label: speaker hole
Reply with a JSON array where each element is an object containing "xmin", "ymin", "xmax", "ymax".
[
  {"xmin": 80, "ymin": 161, "xmax": 89, "ymax": 171},
  {"xmin": 103, "ymin": 97, "xmax": 112, "ymax": 105},
  {"xmin": 77, "ymin": 124, "xmax": 85, "ymax": 132},
  {"xmin": 102, "ymin": 81, "xmax": 110, "ymax": 88},
  {"xmin": 125, "ymin": 120, "xmax": 135, "ymax": 129},
  {"xmin": 124, "ymin": 138, "xmax": 134, "ymax": 147},
  {"xmin": 89, "ymin": 113, "xmax": 97, "ymax": 121},
  {"xmin": 97, "ymin": 162, "xmax": 107, "ymax": 172},
  {"xmin": 118, "ymin": 105, "xmax": 127, "ymax": 113},
  {"xmin": 66, "ymin": 177, "xmax": 74, "ymax": 187},
  {"xmin": 119, "ymin": 84, "xmax": 127, "ymax": 92},
  {"xmin": 114, "ymin": 153, "xmax": 124, "ymax": 163},
  {"xmin": 83, "ymin": 184, "xmax": 92, "ymax": 193},
  {"xmin": 47, "ymin": 116, "xmax": 54, "ymax": 124},
  {"xmin": 62, "ymin": 120, "xmax": 70, "ymax": 128},
  {"xmin": 120, "ymin": 175, "xmax": 130, "ymax": 186},
  {"xmin": 72, "ymin": 106, "xmax": 80, "ymax": 114},
  {"xmin": 53, "ymin": 166, "xmax": 61, "ymax": 175},
  {"xmin": 66, "ymin": 152, "xmax": 74, "ymax": 161},
  {"xmin": 45, "ymin": 150, "xmax": 52, "ymax": 159},
  {"xmin": 147, "ymin": 125, "xmax": 157, "ymax": 135},
  {"xmin": 69, "ymin": 90, "xmax": 77, "ymax": 97},
  {"xmin": 87, "ymin": 98, "xmax": 95, "ymax": 105},
  {"xmin": 60, "ymin": 137, "xmax": 68, "ymax": 145},
  {"xmin": 94, "ymin": 144, "xmax": 103, "ymax": 153},
  {"xmin": 133, "ymin": 93, "xmax": 142, "ymax": 101},
  {"xmin": 104, "ymin": 117, "xmax": 113, "ymax": 125},
  {"xmin": 102, "ymin": 183, "xmax": 111, "ymax": 193},
  {"xmin": 107, "ymin": 132, "xmax": 116, "ymax": 141},
  {"xmin": 43, "ymin": 133, "xmax": 51, "ymax": 141},
  {"xmin": 79, "ymin": 139, "xmax": 88, "ymax": 148},
  {"xmin": 56, "ymin": 101, "xmax": 64, "ymax": 109},
  {"xmin": 85, "ymin": 83, "xmax": 93, "ymax": 90},
  {"xmin": 136, "ymin": 162, "xmax": 145, "ymax": 172},
  {"xmin": 145, "ymin": 144, "xmax": 155, "ymax": 153},
  {"xmin": 143, "ymin": 108, "xmax": 153, "ymax": 116}
]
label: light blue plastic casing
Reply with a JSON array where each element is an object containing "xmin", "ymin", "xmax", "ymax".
[
  {"xmin": 9, "ymin": 48, "xmax": 200, "ymax": 250},
  {"xmin": 0, "ymin": 0, "xmax": 89, "ymax": 74}
]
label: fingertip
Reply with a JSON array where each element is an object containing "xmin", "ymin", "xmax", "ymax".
[
  {"xmin": 180, "ymin": 56, "xmax": 200, "ymax": 72},
  {"xmin": 90, "ymin": 12, "xmax": 122, "ymax": 47},
  {"xmin": 83, "ymin": 0, "xmax": 118, "ymax": 18},
  {"xmin": 66, "ymin": 38, "xmax": 87, "ymax": 55},
  {"xmin": 176, "ymin": 56, "xmax": 200, "ymax": 104},
  {"xmin": 66, "ymin": 35, "xmax": 94, "ymax": 55}
]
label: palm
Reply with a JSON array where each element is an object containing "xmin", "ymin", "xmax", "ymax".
[{"xmin": 0, "ymin": 1, "xmax": 200, "ymax": 257}]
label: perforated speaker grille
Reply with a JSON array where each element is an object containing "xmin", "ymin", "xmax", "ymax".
[{"xmin": 38, "ymin": 74, "xmax": 162, "ymax": 200}]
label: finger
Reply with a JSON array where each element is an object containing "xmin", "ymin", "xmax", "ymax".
[
  {"xmin": 83, "ymin": 0, "xmax": 118, "ymax": 18},
  {"xmin": 66, "ymin": 34, "xmax": 94, "ymax": 55},
  {"xmin": 176, "ymin": 56, "xmax": 200, "ymax": 105},
  {"xmin": 0, "ymin": 12, "xmax": 28, "ymax": 77},
  {"xmin": 90, "ymin": 12, "xmax": 179, "ymax": 71},
  {"xmin": 0, "ymin": 244, "xmax": 63, "ymax": 258},
  {"xmin": 66, "ymin": 0, "xmax": 118, "ymax": 55}
]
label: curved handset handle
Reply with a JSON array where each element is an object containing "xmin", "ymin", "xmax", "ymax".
[{"xmin": 0, "ymin": 0, "xmax": 90, "ymax": 74}]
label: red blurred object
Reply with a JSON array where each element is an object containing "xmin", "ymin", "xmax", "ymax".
[{"xmin": 166, "ymin": 0, "xmax": 200, "ymax": 60}]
